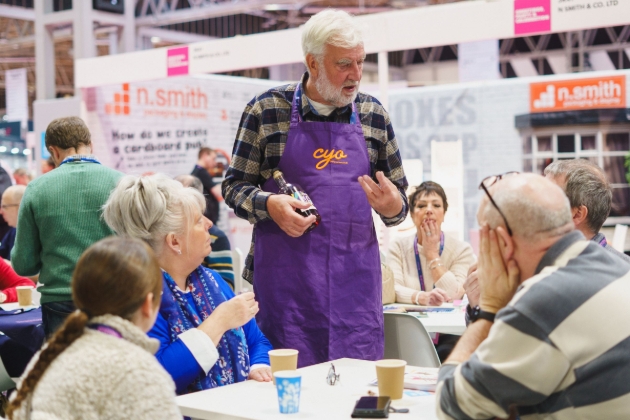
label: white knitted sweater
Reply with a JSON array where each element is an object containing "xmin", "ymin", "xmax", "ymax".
[
  {"xmin": 11, "ymin": 314, "xmax": 182, "ymax": 420},
  {"xmin": 387, "ymin": 232, "xmax": 476, "ymax": 304}
]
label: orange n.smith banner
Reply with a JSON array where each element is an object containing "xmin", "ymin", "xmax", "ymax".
[{"xmin": 530, "ymin": 75, "xmax": 626, "ymax": 113}]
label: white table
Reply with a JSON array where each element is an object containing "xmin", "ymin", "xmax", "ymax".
[
  {"xmin": 176, "ymin": 358, "xmax": 438, "ymax": 420},
  {"xmin": 384, "ymin": 303, "xmax": 467, "ymax": 335}
]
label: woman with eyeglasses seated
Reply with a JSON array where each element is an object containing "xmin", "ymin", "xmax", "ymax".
[
  {"xmin": 7, "ymin": 237, "xmax": 181, "ymax": 419},
  {"xmin": 388, "ymin": 181, "xmax": 475, "ymax": 306},
  {"xmin": 103, "ymin": 174, "xmax": 272, "ymax": 395}
]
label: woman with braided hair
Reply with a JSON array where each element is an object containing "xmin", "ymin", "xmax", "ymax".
[{"xmin": 6, "ymin": 236, "xmax": 181, "ymax": 419}]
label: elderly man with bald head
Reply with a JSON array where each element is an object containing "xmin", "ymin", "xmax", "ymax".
[{"xmin": 436, "ymin": 173, "xmax": 630, "ymax": 420}]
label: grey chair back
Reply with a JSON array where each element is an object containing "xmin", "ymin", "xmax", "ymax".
[{"xmin": 383, "ymin": 312, "xmax": 441, "ymax": 367}]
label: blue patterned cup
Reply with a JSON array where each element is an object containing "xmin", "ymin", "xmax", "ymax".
[{"xmin": 274, "ymin": 370, "xmax": 302, "ymax": 414}]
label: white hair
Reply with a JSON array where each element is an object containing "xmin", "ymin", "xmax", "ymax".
[
  {"xmin": 301, "ymin": 9, "xmax": 364, "ymax": 59},
  {"xmin": 103, "ymin": 174, "xmax": 205, "ymax": 255}
]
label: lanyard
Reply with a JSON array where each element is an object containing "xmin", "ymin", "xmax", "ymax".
[
  {"xmin": 58, "ymin": 156, "xmax": 101, "ymax": 167},
  {"xmin": 598, "ymin": 236, "xmax": 608, "ymax": 247},
  {"xmin": 295, "ymin": 83, "xmax": 358, "ymax": 125},
  {"xmin": 89, "ymin": 324, "xmax": 122, "ymax": 339},
  {"xmin": 414, "ymin": 232, "xmax": 445, "ymax": 292}
]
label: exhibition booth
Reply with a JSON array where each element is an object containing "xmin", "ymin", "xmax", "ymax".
[{"xmin": 31, "ymin": 0, "xmax": 630, "ymax": 252}]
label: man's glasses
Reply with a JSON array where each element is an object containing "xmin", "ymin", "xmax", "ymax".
[
  {"xmin": 478, "ymin": 172, "xmax": 519, "ymax": 236},
  {"xmin": 0, "ymin": 204, "xmax": 18, "ymax": 210},
  {"xmin": 326, "ymin": 363, "xmax": 340, "ymax": 386}
]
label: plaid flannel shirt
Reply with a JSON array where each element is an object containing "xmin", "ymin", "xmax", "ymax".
[{"xmin": 222, "ymin": 73, "xmax": 409, "ymax": 283}]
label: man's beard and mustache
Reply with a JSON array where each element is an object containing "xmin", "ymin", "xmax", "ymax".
[{"xmin": 313, "ymin": 64, "xmax": 359, "ymax": 108}]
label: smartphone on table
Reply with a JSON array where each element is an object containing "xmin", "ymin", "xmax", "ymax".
[{"xmin": 351, "ymin": 396, "xmax": 391, "ymax": 418}]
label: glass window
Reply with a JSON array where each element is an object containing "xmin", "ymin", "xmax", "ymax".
[
  {"xmin": 557, "ymin": 134, "xmax": 575, "ymax": 153},
  {"xmin": 523, "ymin": 159, "xmax": 532, "ymax": 173},
  {"xmin": 537, "ymin": 136, "xmax": 552, "ymax": 152},
  {"xmin": 603, "ymin": 156, "xmax": 628, "ymax": 184},
  {"xmin": 610, "ymin": 188, "xmax": 630, "ymax": 217},
  {"xmin": 523, "ymin": 136, "xmax": 532, "ymax": 155},
  {"xmin": 605, "ymin": 132, "xmax": 630, "ymax": 152},
  {"xmin": 536, "ymin": 158, "xmax": 553, "ymax": 175},
  {"xmin": 581, "ymin": 135, "xmax": 596, "ymax": 151}
]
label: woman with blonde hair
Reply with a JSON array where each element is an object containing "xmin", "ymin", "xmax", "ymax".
[
  {"xmin": 7, "ymin": 236, "xmax": 181, "ymax": 419},
  {"xmin": 103, "ymin": 174, "xmax": 272, "ymax": 394}
]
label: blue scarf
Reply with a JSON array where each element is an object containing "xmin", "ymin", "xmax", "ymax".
[{"xmin": 160, "ymin": 266, "xmax": 250, "ymax": 393}]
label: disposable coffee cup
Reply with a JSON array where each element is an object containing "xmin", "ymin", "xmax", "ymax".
[
  {"xmin": 375, "ymin": 359, "xmax": 407, "ymax": 400},
  {"xmin": 274, "ymin": 370, "xmax": 302, "ymax": 414},
  {"xmin": 269, "ymin": 349, "xmax": 299, "ymax": 385},
  {"xmin": 16, "ymin": 286, "xmax": 33, "ymax": 307}
]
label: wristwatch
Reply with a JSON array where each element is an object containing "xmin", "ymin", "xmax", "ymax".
[{"xmin": 468, "ymin": 305, "xmax": 496, "ymax": 323}]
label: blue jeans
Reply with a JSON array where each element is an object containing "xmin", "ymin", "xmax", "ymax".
[{"xmin": 41, "ymin": 301, "xmax": 75, "ymax": 338}]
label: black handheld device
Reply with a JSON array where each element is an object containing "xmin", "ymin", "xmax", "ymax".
[{"xmin": 351, "ymin": 396, "xmax": 391, "ymax": 418}]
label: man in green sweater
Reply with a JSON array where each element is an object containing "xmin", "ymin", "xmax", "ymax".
[{"xmin": 12, "ymin": 117, "xmax": 122, "ymax": 336}]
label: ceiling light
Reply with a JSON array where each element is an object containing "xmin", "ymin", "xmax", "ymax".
[
  {"xmin": 22, "ymin": 149, "xmax": 31, "ymax": 155},
  {"xmin": 11, "ymin": 148, "xmax": 19, "ymax": 154},
  {"xmin": 0, "ymin": 146, "xmax": 7, "ymax": 153},
  {"xmin": 151, "ymin": 36, "xmax": 161, "ymax": 43}
]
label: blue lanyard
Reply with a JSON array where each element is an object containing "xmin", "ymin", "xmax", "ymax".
[
  {"xmin": 414, "ymin": 233, "xmax": 445, "ymax": 292},
  {"xmin": 295, "ymin": 83, "xmax": 358, "ymax": 125},
  {"xmin": 58, "ymin": 156, "xmax": 101, "ymax": 167}
]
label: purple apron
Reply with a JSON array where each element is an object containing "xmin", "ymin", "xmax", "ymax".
[{"xmin": 254, "ymin": 84, "xmax": 383, "ymax": 367}]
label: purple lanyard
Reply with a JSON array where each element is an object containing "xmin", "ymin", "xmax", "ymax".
[
  {"xmin": 598, "ymin": 236, "xmax": 608, "ymax": 247},
  {"xmin": 414, "ymin": 232, "xmax": 445, "ymax": 292},
  {"xmin": 89, "ymin": 324, "xmax": 122, "ymax": 339}
]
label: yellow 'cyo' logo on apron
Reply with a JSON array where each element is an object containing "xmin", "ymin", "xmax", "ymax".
[{"xmin": 313, "ymin": 148, "xmax": 349, "ymax": 170}]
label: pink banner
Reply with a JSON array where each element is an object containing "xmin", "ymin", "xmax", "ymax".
[
  {"xmin": 514, "ymin": 0, "xmax": 551, "ymax": 36},
  {"xmin": 167, "ymin": 47, "xmax": 189, "ymax": 77}
]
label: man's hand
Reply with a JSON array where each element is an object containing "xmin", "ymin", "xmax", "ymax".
[
  {"xmin": 358, "ymin": 172, "xmax": 402, "ymax": 218},
  {"xmin": 267, "ymin": 194, "xmax": 316, "ymax": 237},
  {"xmin": 477, "ymin": 225, "xmax": 520, "ymax": 314},
  {"xmin": 248, "ymin": 367, "xmax": 273, "ymax": 382},
  {"xmin": 463, "ymin": 263, "xmax": 480, "ymax": 307}
]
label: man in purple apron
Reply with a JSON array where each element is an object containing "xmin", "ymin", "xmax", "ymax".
[{"xmin": 223, "ymin": 9, "xmax": 409, "ymax": 367}]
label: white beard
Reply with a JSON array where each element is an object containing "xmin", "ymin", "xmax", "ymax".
[{"xmin": 313, "ymin": 66, "xmax": 359, "ymax": 108}]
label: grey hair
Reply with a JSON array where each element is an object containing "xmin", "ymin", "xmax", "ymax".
[
  {"xmin": 482, "ymin": 187, "xmax": 573, "ymax": 240},
  {"xmin": 174, "ymin": 174, "xmax": 203, "ymax": 194},
  {"xmin": 301, "ymin": 9, "xmax": 363, "ymax": 60},
  {"xmin": 102, "ymin": 174, "xmax": 205, "ymax": 255},
  {"xmin": 544, "ymin": 159, "xmax": 612, "ymax": 233}
]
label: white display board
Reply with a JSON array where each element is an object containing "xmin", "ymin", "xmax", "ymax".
[
  {"xmin": 75, "ymin": 0, "xmax": 630, "ymax": 88},
  {"xmin": 389, "ymin": 69, "xmax": 630, "ymax": 239},
  {"xmin": 5, "ymin": 68, "xmax": 28, "ymax": 122},
  {"xmin": 82, "ymin": 74, "xmax": 276, "ymax": 176},
  {"xmin": 458, "ymin": 40, "xmax": 500, "ymax": 83},
  {"xmin": 431, "ymin": 140, "xmax": 465, "ymax": 242}
]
